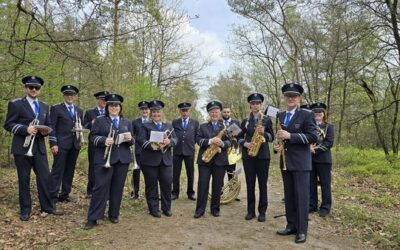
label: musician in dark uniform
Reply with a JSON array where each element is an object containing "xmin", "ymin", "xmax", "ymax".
[
  {"xmin": 194, "ymin": 101, "xmax": 230, "ymax": 218},
  {"xmin": 309, "ymin": 102, "xmax": 335, "ymax": 217},
  {"xmin": 239, "ymin": 93, "xmax": 274, "ymax": 222},
  {"xmin": 83, "ymin": 91, "xmax": 109, "ymax": 198},
  {"xmin": 84, "ymin": 94, "xmax": 134, "ymax": 230},
  {"xmin": 130, "ymin": 101, "xmax": 150, "ymax": 200},
  {"xmin": 137, "ymin": 100, "xmax": 177, "ymax": 218},
  {"xmin": 274, "ymin": 83, "xmax": 318, "ymax": 243},
  {"xmin": 221, "ymin": 107, "xmax": 241, "ymax": 181},
  {"xmin": 3, "ymin": 76, "xmax": 63, "ymax": 221},
  {"xmin": 49, "ymin": 85, "xmax": 83, "ymax": 203},
  {"xmin": 171, "ymin": 102, "xmax": 199, "ymax": 201}
]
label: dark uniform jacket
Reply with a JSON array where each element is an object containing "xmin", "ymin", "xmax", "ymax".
[
  {"xmin": 132, "ymin": 117, "xmax": 146, "ymax": 155},
  {"xmin": 83, "ymin": 108, "xmax": 101, "ymax": 131},
  {"xmin": 49, "ymin": 103, "xmax": 83, "ymax": 150},
  {"xmin": 172, "ymin": 118, "xmax": 199, "ymax": 156},
  {"xmin": 137, "ymin": 122, "xmax": 177, "ymax": 167},
  {"xmin": 196, "ymin": 121, "xmax": 231, "ymax": 166},
  {"xmin": 239, "ymin": 115, "xmax": 274, "ymax": 160},
  {"xmin": 90, "ymin": 116, "xmax": 134, "ymax": 165},
  {"xmin": 4, "ymin": 97, "xmax": 50, "ymax": 155},
  {"xmin": 312, "ymin": 123, "xmax": 334, "ymax": 164},
  {"xmin": 278, "ymin": 108, "xmax": 318, "ymax": 171}
]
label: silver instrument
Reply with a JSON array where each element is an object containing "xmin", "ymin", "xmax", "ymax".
[
  {"xmin": 72, "ymin": 112, "xmax": 89, "ymax": 145},
  {"xmin": 104, "ymin": 124, "xmax": 115, "ymax": 168},
  {"xmin": 24, "ymin": 119, "xmax": 39, "ymax": 157}
]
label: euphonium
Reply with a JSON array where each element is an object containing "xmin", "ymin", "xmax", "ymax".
[
  {"xmin": 248, "ymin": 111, "xmax": 266, "ymax": 157},
  {"xmin": 220, "ymin": 169, "xmax": 241, "ymax": 204},
  {"xmin": 202, "ymin": 126, "xmax": 226, "ymax": 163},
  {"xmin": 24, "ymin": 119, "xmax": 40, "ymax": 157}
]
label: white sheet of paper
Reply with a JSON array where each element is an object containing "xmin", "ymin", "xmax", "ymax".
[
  {"xmin": 227, "ymin": 123, "xmax": 242, "ymax": 136},
  {"xmin": 116, "ymin": 132, "xmax": 131, "ymax": 145},
  {"xmin": 150, "ymin": 131, "xmax": 164, "ymax": 143},
  {"xmin": 265, "ymin": 106, "xmax": 280, "ymax": 118}
]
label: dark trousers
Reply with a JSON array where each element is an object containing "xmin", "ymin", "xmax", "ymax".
[
  {"xmin": 195, "ymin": 164, "xmax": 225, "ymax": 214},
  {"xmin": 172, "ymin": 154, "xmax": 195, "ymax": 197},
  {"xmin": 50, "ymin": 147, "xmax": 80, "ymax": 199},
  {"xmin": 226, "ymin": 164, "xmax": 236, "ymax": 180},
  {"xmin": 131, "ymin": 154, "xmax": 141, "ymax": 196},
  {"xmin": 141, "ymin": 164, "xmax": 172, "ymax": 214},
  {"xmin": 87, "ymin": 162, "xmax": 129, "ymax": 220},
  {"xmin": 14, "ymin": 154, "xmax": 54, "ymax": 215},
  {"xmin": 243, "ymin": 158, "xmax": 270, "ymax": 215},
  {"xmin": 310, "ymin": 162, "xmax": 332, "ymax": 212},
  {"xmin": 282, "ymin": 170, "xmax": 310, "ymax": 235},
  {"xmin": 86, "ymin": 143, "xmax": 95, "ymax": 195}
]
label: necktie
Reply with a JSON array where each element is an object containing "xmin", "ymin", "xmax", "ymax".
[
  {"xmin": 157, "ymin": 123, "xmax": 161, "ymax": 130},
  {"xmin": 113, "ymin": 118, "xmax": 119, "ymax": 129},
  {"xmin": 212, "ymin": 123, "xmax": 217, "ymax": 131},
  {"xmin": 68, "ymin": 106, "xmax": 74, "ymax": 119},
  {"xmin": 33, "ymin": 101, "xmax": 39, "ymax": 118},
  {"xmin": 253, "ymin": 117, "xmax": 258, "ymax": 124},
  {"xmin": 224, "ymin": 120, "xmax": 229, "ymax": 127},
  {"xmin": 100, "ymin": 109, "xmax": 104, "ymax": 115},
  {"xmin": 183, "ymin": 119, "xmax": 187, "ymax": 129},
  {"xmin": 285, "ymin": 112, "xmax": 292, "ymax": 127},
  {"xmin": 143, "ymin": 118, "xmax": 147, "ymax": 123}
]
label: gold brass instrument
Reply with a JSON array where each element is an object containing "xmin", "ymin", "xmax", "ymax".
[
  {"xmin": 104, "ymin": 124, "xmax": 115, "ymax": 168},
  {"xmin": 150, "ymin": 128, "xmax": 175, "ymax": 154},
  {"xmin": 274, "ymin": 122, "xmax": 287, "ymax": 170},
  {"xmin": 248, "ymin": 111, "xmax": 266, "ymax": 157},
  {"xmin": 316, "ymin": 126, "xmax": 326, "ymax": 145},
  {"xmin": 220, "ymin": 168, "xmax": 242, "ymax": 204},
  {"xmin": 201, "ymin": 127, "xmax": 226, "ymax": 163},
  {"xmin": 72, "ymin": 112, "xmax": 89, "ymax": 145},
  {"xmin": 24, "ymin": 119, "xmax": 40, "ymax": 157},
  {"xmin": 227, "ymin": 143, "xmax": 241, "ymax": 165}
]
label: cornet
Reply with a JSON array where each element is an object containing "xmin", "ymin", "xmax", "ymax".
[
  {"xmin": 24, "ymin": 119, "xmax": 39, "ymax": 157},
  {"xmin": 103, "ymin": 124, "xmax": 115, "ymax": 168}
]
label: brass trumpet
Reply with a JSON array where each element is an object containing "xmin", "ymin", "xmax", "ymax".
[
  {"xmin": 24, "ymin": 119, "xmax": 39, "ymax": 157},
  {"xmin": 274, "ymin": 122, "xmax": 287, "ymax": 170}
]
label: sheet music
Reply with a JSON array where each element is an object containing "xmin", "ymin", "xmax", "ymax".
[
  {"xmin": 227, "ymin": 123, "xmax": 242, "ymax": 136},
  {"xmin": 150, "ymin": 131, "xmax": 164, "ymax": 143},
  {"xmin": 116, "ymin": 132, "xmax": 131, "ymax": 145},
  {"xmin": 265, "ymin": 105, "xmax": 280, "ymax": 118}
]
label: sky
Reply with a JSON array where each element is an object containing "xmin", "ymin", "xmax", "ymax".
[{"xmin": 179, "ymin": 0, "xmax": 244, "ymax": 113}]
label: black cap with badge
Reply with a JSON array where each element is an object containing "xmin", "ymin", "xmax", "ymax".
[
  {"xmin": 61, "ymin": 85, "xmax": 79, "ymax": 95},
  {"xmin": 178, "ymin": 102, "xmax": 191, "ymax": 110},
  {"xmin": 94, "ymin": 91, "xmax": 110, "ymax": 99},
  {"xmin": 149, "ymin": 100, "xmax": 165, "ymax": 110},
  {"xmin": 22, "ymin": 76, "xmax": 44, "ymax": 86},
  {"xmin": 247, "ymin": 93, "xmax": 264, "ymax": 103},
  {"xmin": 138, "ymin": 101, "xmax": 149, "ymax": 109},
  {"xmin": 310, "ymin": 102, "xmax": 327, "ymax": 112},
  {"xmin": 206, "ymin": 101, "xmax": 222, "ymax": 111},
  {"xmin": 281, "ymin": 83, "xmax": 304, "ymax": 96},
  {"xmin": 105, "ymin": 94, "xmax": 124, "ymax": 104}
]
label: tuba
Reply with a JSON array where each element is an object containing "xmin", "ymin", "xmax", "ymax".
[
  {"xmin": 220, "ymin": 168, "xmax": 242, "ymax": 204},
  {"xmin": 248, "ymin": 111, "xmax": 266, "ymax": 157},
  {"xmin": 201, "ymin": 126, "xmax": 226, "ymax": 163}
]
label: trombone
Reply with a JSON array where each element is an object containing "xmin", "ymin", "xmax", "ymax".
[
  {"xmin": 104, "ymin": 124, "xmax": 115, "ymax": 168},
  {"xmin": 24, "ymin": 119, "xmax": 39, "ymax": 157}
]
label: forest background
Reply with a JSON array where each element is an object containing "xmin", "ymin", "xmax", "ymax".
[{"xmin": 0, "ymin": 0, "xmax": 400, "ymax": 248}]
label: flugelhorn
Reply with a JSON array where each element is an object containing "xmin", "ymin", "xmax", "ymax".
[
  {"xmin": 274, "ymin": 122, "xmax": 287, "ymax": 170},
  {"xmin": 24, "ymin": 119, "xmax": 39, "ymax": 157},
  {"xmin": 104, "ymin": 124, "xmax": 115, "ymax": 168}
]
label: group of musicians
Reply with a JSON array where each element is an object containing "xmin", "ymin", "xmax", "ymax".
[{"xmin": 3, "ymin": 76, "xmax": 335, "ymax": 244}]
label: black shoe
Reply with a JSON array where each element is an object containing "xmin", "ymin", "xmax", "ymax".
[
  {"xmin": 235, "ymin": 198, "xmax": 241, "ymax": 201},
  {"xmin": 85, "ymin": 194, "xmax": 92, "ymax": 199},
  {"xmin": 20, "ymin": 214, "xmax": 30, "ymax": 221},
  {"xmin": 84, "ymin": 220, "xmax": 97, "ymax": 230},
  {"xmin": 171, "ymin": 194, "xmax": 178, "ymax": 200},
  {"xmin": 245, "ymin": 213, "xmax": 255, "ymax": 220},
  {"xmin": 295, "ymin": 234, "xmax": 307, "ymax": 243},
  {"xmin": 309, "ymin": 207, "xmax": 317, "ymax": 213},
  {"xmin": 58, "ymin": 196, "xmax": 72, "ymax": 203},
  {"xmin": 163, "ymin": 210, "xmax": 172, "ymax": 217},
  {"xmin": 211, "ymin": 211, "xmax": 220, "ymax": 217},
  {"xmin": 258, "ymin": 214, "xmax": 266, "ymax": 222},
  {"xmin": 49, "ymin": 210, "xmax": 64, "ymax": 216},
  {"xmin": 150, "ymin": 211, "xmax": 161, "ymax": 218},
  {"xmin": 318, "ymin": 209, "xmax": 329, "ymax": 217},
  {"xmin": 188, "ymin": 194, "xmax": 196, "ymax": 201},
  {"xmin": 109, "ymin": 217, "xmax": 119, "ymax": 224},
  {"xmin": 193, "ymin": 212, "xmax": 203, "ymax": 219},
  {"xmin": 276, "ymin": 228, "xmax": 297, "ymax": 236}
]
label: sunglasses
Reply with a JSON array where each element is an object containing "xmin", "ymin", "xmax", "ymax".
[{"xmin": 27, "ymin": 86, "xmax": 41, "ymax": 91}]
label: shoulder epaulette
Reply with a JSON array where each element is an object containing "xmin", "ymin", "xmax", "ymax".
[{"xmin": 11, "ymin": 98, "xmax": 22, "ymax": 102}]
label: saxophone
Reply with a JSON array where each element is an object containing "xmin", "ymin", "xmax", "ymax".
[
  {"xmin": 201, "ymin": 126, "xmax": 226, "ymax": 163},
  {"xmin": 248, "ymin": 111, "xmax": 266, "ymax": 157}
]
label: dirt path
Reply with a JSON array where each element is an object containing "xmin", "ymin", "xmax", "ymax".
[{"xmin": 90, "ymin": 164, "xmax": 365, "ymax": 250}]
